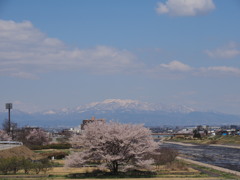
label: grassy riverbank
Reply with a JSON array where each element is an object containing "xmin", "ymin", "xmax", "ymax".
[
  {"xmin": 167, "ymin": 135, "xmax": 240, "ymax": 146},
  {"xmin": 1, "ymin": 158, "xmax": 239, "ymax": 179},
  {"xmin": 1, "ymin": 145, "xmax": 240, "ymax": 179}
]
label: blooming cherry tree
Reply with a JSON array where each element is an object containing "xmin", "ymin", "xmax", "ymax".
[
  {"xmin": 0, "ymin": 130, "xmax": 11, "ymax": 141},
  {"xmin": 65, "ymin": 122, "xmax": 158, "ymax": 174},
  {"xmin": 26, "ymin": 128, "xmax": 49, "ymax": 146}
]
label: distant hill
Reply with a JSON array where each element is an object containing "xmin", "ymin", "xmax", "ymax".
[{"xmin": 1, "ymin": 99, "xmax": 240, "ymax": 128}]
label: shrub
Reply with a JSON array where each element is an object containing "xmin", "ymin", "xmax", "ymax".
[
  {"xmin": 165, "ymin": 160, "xmax": 188, "ymax": 171},
  {"xmin": 151, "ymin": 147, "xmax": 178, "ymax": 170},
  {"xmin": 32, "ymin": 159, "xmax": 53, "ymax": 174},
  {"xmin": 0, "ymin": 157, "xmax": 25, "ymax": 174},
  {"xmin": 0, "ymin": 158, "xmax": 12, "ymax": 174},
  {"xmin": 45, "ymin": 143, "xmax": 71, "ymax": 149},
  {"xmin": 30, "ymin": 143, "xmax": 71, "ymax": 150},
  {"xmin": 8, "ymin": 157, "xmax": 22, "ymax": 174},
  {"xmin": 21, "ymin": 158, "xmax": 34, "ymax": 174}
]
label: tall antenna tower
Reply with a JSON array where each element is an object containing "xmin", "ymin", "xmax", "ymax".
[{"xmin": 5, "ymin": 103, "xmax": 13, "ymax": 135}]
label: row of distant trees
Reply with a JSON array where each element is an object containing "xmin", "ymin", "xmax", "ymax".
[{"xmin": 0, "ymin": 157, "xmax": 52, "ymax": 175}]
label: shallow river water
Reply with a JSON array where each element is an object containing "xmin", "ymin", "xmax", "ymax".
[{"xmin": 161, "ymin": 142, "xmax": 240, "ymax": 172}]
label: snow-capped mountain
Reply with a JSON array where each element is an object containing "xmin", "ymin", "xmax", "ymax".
[
  {"xmin": 1, "ymin": 99, "xmax": 240, "ymax": 127},
  {"xmin": 42, "ymin": 107, "xmax": 72, "ymax": 115},
  {"xmin": 74, "ymin": 99, "xmax": 195, "ymax": 113}
]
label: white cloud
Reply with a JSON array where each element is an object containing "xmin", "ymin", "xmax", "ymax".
[
  {"xmin": 152, "ymin": 60, "xmax": 240, "ymax": 78},
  {"xmin": 0, "ymin": 20, "xmax": 141, "ymax": 78},
  {"xmin": 200, "ymin": 66, "xmax": 240, "ymax": 76},
  {"xmin": 156, "ymin": 0, "xmax": 215, "ymax": 16},
  {"xmin": 1, "ymin": 19, "xmax": 239, "ymax": 79},
  {"xmin": 159, "ymin": 60, "xmax": 192, "ymax": 71},
  {"xmin": 147, "ymin": 60, "xmax": 193, "ymax": 79},
  {"xmin": 11, "ymin": 72, "xmax": 38, "ymax": 79},
  {"xmin": 205, "ymin": 43, "xmax": 240, "ymax": 59}
]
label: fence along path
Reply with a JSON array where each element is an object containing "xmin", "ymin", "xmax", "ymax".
[{"xmin": 0, "ymin": 141, "xmax": 23, "ymax": 150}]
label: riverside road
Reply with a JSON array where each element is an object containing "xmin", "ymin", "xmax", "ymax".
[{"xmin": 162, "ymin": 142, "xmax": 240, "ymax": 172}]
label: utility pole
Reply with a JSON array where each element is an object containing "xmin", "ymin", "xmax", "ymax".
[{"xmin": 5, "ymin": 103, "xmax": 13, "ymax": 135}]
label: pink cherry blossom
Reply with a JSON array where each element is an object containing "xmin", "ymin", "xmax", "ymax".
[{"xmin": 65, "ymin": 121, "xmax": 158, "ymax": 174}]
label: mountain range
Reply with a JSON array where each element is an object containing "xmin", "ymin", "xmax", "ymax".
[{"xmin": 1, "ymin": 99, "xmax": 240, "ymax": 128}]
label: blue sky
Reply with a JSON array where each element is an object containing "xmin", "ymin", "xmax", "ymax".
[{"xmin": 0, "ymin": 0, "xmax": 240, "ymax": 115}]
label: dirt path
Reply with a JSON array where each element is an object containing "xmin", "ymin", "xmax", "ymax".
[
  {"xmin": 177, "ymin": 156, "xmax": 240, "ymax": 177},
  {"xmin": 164, "ymin": 141, "xmax": 198, "ymax": 146},
  {"xmin": 209, "ymin": 144, "xmax": 240, "ymax": 149}
]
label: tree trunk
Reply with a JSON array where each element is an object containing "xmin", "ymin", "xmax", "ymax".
[{"xmin": 111, "ymin": 161, "xmax": 119, "ymax": 175}]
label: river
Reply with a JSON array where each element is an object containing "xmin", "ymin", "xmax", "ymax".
[{"xmin": 161, "ymin": 142, "xmax": 240, "ymax": 172}]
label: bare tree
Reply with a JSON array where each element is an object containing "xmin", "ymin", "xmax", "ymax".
[
  {"xmin": 65, "ymin": 122, "xmax": 158, "ymax": 174},
  {"xmin": 2, "ymin": 119, "xmax": 18, "ymax": 139}
]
